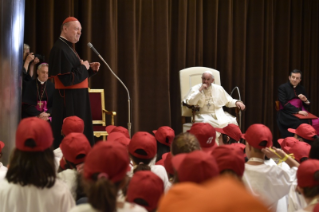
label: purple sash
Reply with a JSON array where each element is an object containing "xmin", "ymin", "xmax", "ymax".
[{"xmin": 280, "ymin": 98, "xmax": 319, "ymax": 135}]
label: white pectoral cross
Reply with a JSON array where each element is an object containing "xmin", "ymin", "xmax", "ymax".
[{"xmin": 38, "ymin": 101, "xmax": 43, "ymax": 109}]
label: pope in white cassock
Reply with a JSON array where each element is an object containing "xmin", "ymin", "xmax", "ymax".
[{"xmin": 183, "ymin": 71, "xmax": 246, "ymax": 133}]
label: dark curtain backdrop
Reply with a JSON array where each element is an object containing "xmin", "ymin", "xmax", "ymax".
[{"xmin": 24, "ymin": 0, "xmax": 319, "ymax": 142}]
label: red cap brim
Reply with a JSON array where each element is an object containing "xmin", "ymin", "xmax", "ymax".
[
  {"xmin": 277, "ymin": 139, "xmax": 284, "ymax": 146},
  {"xmin": 287, "ymin": 128, "xmax": 296, "ymax": 134},
  {"xmin": 215, "ymin": 128, "xmax": 225, "ymax": 134},
  {"xmin": 152, "ymin": 130, "xmax": 157, "ymax": 135}
]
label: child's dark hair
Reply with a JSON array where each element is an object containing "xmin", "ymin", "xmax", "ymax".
[
  {"xmin": 6, "ymin": 143, "xmax": 56, "ymax": 188},
  {"xmin": 82, "ymin": 173, "xmax": 123, "ymax": 212}
]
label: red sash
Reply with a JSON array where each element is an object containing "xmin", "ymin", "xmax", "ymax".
[{"xmin": 54, "ymin": 76, "xmax": 88, "ymax": 89}]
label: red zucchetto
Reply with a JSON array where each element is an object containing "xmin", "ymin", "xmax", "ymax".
[{"xmin": 62, "ymin": 17, "xmax": 79, "ymax": 24}]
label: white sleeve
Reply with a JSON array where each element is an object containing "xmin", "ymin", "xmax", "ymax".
[{"xmin": 184, "ymin": 86, "xmax": 205, "ymax": 107}]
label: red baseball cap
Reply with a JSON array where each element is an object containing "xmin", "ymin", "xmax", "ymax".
[
  {"xmin": 314, "ymin": 203, "xmax": 319, "ymax": 212},
  {"xmin": 188, "ymin": 123, "xmax": 217, "ymax": 153},
  {"xmin": 215, "ymin": 124, "xmax": 242, "ymax": 141},
  {"xmin": 62, "ymin": 17, "xmax": 79, "ymax": 24},
  {"xmin": 60, "ymin": 133, "xmax": 92, "ymax": 165},
  {"xmin": 127, "ymin": 171, "xmax": 164, "ymax": 211},
  {"xmin": 230, "ymin": 143, "xmax": 247, "ymax": 158},
  {"xmin": 62, "ymin": 116, "xmax": 84, "ymax": 136},
  {"xmin": 83, "ymin": 141, "xmax": 130, "ymax": 183},
  {"xmin": 241, "ymin": 124, "xmax": 273, "ymax": 149},
  {"xmin": 297, "ymin": 159, "xmax": 319, "ymax": 187},
  {"xmin": 287, "ymin": 141, "xmax": 310, "ymax": 163},
  {"xmin": 211, "ymin": 145, "xmax": 245, "ymax": 177},
  {"xmin": 128, "ymin": 132, "xmax": 157, "ymax": 159},
  {"xmin": 0, "ymin": 141, "xmax": 4, "ymax": 152},
  {"xmin": 278, "ymin": 137, "xmax": 299, "ymax": 153},
  {"xmin": 16, "ymin": 117, "xmax": 53, "ymax": 152},
  {"xmin": 105, "ymin": 125, "xmax": 130, "ymax": 139},
  {"xmin": 107, "ymin": 132, "xmax": 130, "ymax": 147},
  {"xmin": 288, "ymin": 124, "xmax": 317, "ymax": 141},
  {"xmin": 164, "ymin": 152, "xmax": 174, "ymax": 175},
  {"xmin": 105, "ymin": 125, "xmax": 116, "ymax": 134},
  {"xmin": 153, "ymin": 126, "xmax": 175, "ymax": 146},
  {"xmin": 155, "ymin": 152, "xmax": 169, "ymax": 166},
  {"xmin": 172, "ymin": 150, "xmax": 219, "ymax": 183}
]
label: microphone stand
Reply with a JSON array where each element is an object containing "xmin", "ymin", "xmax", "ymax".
[
  {"xmin": 88, "ymin": 43, "xmax": 131, "ymax": 137},
  {"xmin": 231, "ymin": 86, "xmax": 242, "ymax": 130}
]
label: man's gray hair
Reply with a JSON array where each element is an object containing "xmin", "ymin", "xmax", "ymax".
[
  {"xmin": 202, "ymin": 70, "xmax": 214, "ymax": 79},
  {"xmin": 37, "ymin": 63, "xmax": 49, "ymax": 70}
]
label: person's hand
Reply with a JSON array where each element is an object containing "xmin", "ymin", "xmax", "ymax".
[
  {"xmin": 25, "ymin": 53, "xmax": 35, "ymax": 63},
  {"xmin": 262, "ymin": 147, "xmax": 286, "ymax": 159},
  {"xmin": 298, "ymin": 94, "xmax": 308, "ymax": 102},
  {"xmin": 33, "ymin": 57, "xmax": 40, "ymax": 65},
  {"xmin": 298, "ymin": 111, "xmax": 308, "ymax": 116},
  {"xmin": 199, "ymin": 84, "xmax": 208, "ymax": 92},
  {"xmin": 90, "ymin": 62, "xmax": 100, "ymax": 71},
  {"xmin": 38, "ymin": 112, "xmax": 50, "ymax": 121},
  {"xmin": 235, "ymin": 101, "xmax": 246, "ymax": 110},
  {"xmin": 81, "ymin": 60, "xmax": 90, "ymax": 70}
]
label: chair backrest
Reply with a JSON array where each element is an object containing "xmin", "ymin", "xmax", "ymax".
[
  {"xmin": 179, "ymin": 67, "xmax": 220, "ymax": 117},
  {"xmin": 88, "ymin": 88, "xmax": 106, "ymax": 125}
]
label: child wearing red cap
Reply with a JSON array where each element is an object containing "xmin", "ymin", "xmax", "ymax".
[
  {"xmin": 58, "ymin": 133, "xmax": 92, "ymax": 200},
  {"xmin": 295, "ymin": 159, "xmax": 319, "ymax": 212},
  {"xmin": 152, "ymin": 126, "xmax": 175, "ymax": 162},
  {"xmin": 127, "ymin": 171, "xmax": 164, "ymax": 212},
  {"xmin": 0, "ymin": 141, "xmax": 7, "ymax": 181},
  {"xmin": 0, "ymin": 117, "xmax": 75, "ymax": 212},
  {"xmin": 242, "ymin": 124, "xmax": 299, "ymax": 211},
  {"xmin": 188, "ymin": 123, "xmax": 217, "ymax": 153},
  {"xmin": 69, "ymin": 141, "xmax": 147, "ymax": 212},
  {"xmin": 54, "ymin": 116, "xmax": 85, "ymax": 171},
  {"xmin": 171, "ymin": 150, "xmax": 219, "ymax": 184},
  {"xmin": 211, "ymin": 145, "xmax": 245, "ymax": 180},
  {"xmin": 128, "ymin": 132, "xmax": 171, "ymax": 191},
  {"xmin": 288, "ymin": 123, "xmax": 319, "ymax": 144},
  {"xmin": 215, "ymin": 123, "xmax": 243, "ymax": 145}
]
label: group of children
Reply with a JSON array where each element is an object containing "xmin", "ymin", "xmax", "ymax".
[{"xmin": 0, "ymin": 116, "xmax": 319, "ymax": 212}]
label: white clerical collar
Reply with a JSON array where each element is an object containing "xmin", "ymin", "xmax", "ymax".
[
  {"xmin": 60, "ymin": 36, "xmax": 68, "ymax": 41},
  {"xmin": 37, "ymin": 78, "xmax": 45, "ymax": 85}
]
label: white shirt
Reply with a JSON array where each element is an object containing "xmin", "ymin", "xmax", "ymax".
[
  {"xmin": 54, "ymin": 147, "xmax": 63, "ymax": 171},
  {"xmin": 58, "ymin": 169, "xmax": 78, "ymax": 200},
  {"xmin": 69, "ymin": 202, "xmax": 147, "ymax": 212},
  {"xmin": 243, "ymin": 162, "xmax": 297, "ymax": 211},
  {"xmin": 0, "ymin": 179, "xmax": 75, "ymax": 212},
  {"xmin": 128, "ymin": 163, "xmax": 171, "ymax": 192},
  {"xmin": 0, "ymin": 163, "xmax": 7, "ymax": 182},
  {"xmin": 264, "ymin": 159, "xmax": 289, "ymax": 212}
]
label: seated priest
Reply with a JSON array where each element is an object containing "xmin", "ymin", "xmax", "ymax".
[
  {"xmin": 22, "ymin": 63, "xmax": 54, "ymax": 121},
  {"xmin": 277, "ymin": 69, "xmax": 319, "ymax": 138},
  {"xmin": 183, "ymin": 70, "xmax": 245, "ymax": 135}
]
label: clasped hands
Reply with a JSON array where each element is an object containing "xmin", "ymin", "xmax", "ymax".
[
  {"xmin": 81, "ymin": 60, "xmax": 100, "ymax": 71},
  {"xmin": 38, "ymin": 112, "xmax": 50, "ymax": 121}
]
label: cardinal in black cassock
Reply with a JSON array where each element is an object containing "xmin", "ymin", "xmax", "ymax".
[{"xmin": 49, "ymin": 17, "xmax": 100, "ymax": 148}]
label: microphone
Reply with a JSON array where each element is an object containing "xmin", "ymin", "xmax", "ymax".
[
  {"xmin": 87, "ymin": 42, "xmax": 132, "ymax": 137},
  {"xmin": 87, "ymin": 42, "xmax": 101, "ymax": 56}
]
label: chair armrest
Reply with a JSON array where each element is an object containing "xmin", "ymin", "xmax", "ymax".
[
  {"xmin": 182, "ymin": 102, "xmax": 200, "ymax": 123},
  {"xmin": 182, "ymin": 102, "xmax": 200, "ymax": 112},
  {"xmin": 102, "ymin": 110, "xmax": 117, "ymax": 125},
  {"xmin": 103, "ymin": 109, "xmax": 117, "ymax": 116}
]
